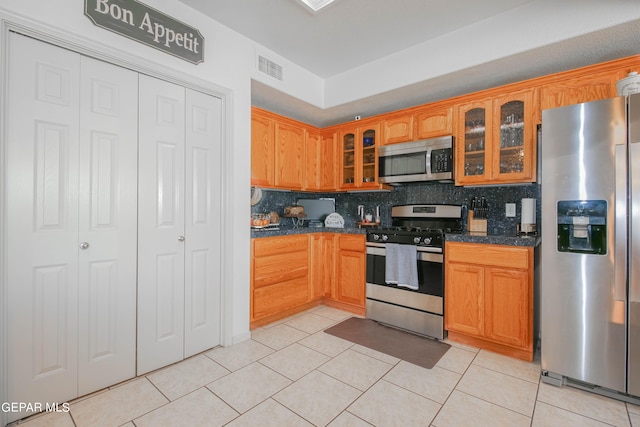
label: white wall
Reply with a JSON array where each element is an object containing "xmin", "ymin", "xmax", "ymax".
[
  {"xmin": 0, "ymin": 0, "xmax": 322, "ymax": 354},
  {"xmin": 324, "ymin": 0, "xmax": 640, "ymax": 108}
]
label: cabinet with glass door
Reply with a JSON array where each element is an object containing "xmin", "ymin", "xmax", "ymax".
[
  {"xmin": 338, "ymin": 122, "xmax": 381, "ymax": 189},
  {"xmin": 455, "ymin": 90, "xmax": 538, "ymax": 185}
]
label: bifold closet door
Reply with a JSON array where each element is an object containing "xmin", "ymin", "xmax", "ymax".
[
  {"xmin": 77, "ymin": 49, "xmax": 138, "ymax": 395},
  {"xmin": 137, "ymin": 75, "xmax": 186, "ymax": 374},
  {"xmin": 6, "ymin": 32, "xmax": 138, "ymax": 414},
  {"xmin": 137, "ymin": 76, "xmax": 222, "ymax": 374},
  {"xmin": 184, "ymin": 89, "xmax": 222, "ymax": 357}
]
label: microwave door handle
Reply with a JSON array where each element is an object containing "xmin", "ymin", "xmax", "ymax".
[{"xmin": 425, "ymin": 147, "xmax": 432, "ymax": 177}]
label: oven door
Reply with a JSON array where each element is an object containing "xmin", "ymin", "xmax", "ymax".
[
  {"xmin": 365, "ymin": 245, "xmax": 443, "ymax": 298},
  {"xmin": 365, "ymin": 244, "xmax": 446, "ymax": 339}
]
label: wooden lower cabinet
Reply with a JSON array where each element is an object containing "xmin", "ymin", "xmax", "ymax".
[
  {"xmin": 310, "ymin": 233, "xmax": 336, "ymax": 300},
  {"xmin": 331, "ymin": 234, "xmax": 366, "ymax": 314},
  {"xmin": 251, "ymin": 233, "xmax": 365, "ymax": 328},
  {"xmin": 445, "ymin": 241, "xmax": 534, "ymax": 361},
  {"xmin": 251, "ymin": 235, "xmax": 311, "ymax": 327}
]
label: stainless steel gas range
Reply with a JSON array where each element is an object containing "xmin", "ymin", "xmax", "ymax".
[{"xmin": 365, "ymin": 204, "xmax": 462, "ymax": 340}]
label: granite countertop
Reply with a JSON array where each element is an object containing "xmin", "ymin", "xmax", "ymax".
[
  {"xmin": 251, "ymin": 226, "xmax": 366, "ymax": 238},
  {"xmin": 251, "ymin": 226, "xmax": 540, "ymax": 247},
  {"xmin": 445, "ymin": 232, "xmax": 541, "ymax": 247}
]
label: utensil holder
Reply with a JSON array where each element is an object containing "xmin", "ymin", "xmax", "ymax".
[{"xmin": 468, "ymin": 210, "xmax": 487, "ymax": 235}]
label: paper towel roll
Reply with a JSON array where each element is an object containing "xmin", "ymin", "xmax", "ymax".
[{"xmin": 521, "ymin": 198, "xmax": 536, "ymax": 226}]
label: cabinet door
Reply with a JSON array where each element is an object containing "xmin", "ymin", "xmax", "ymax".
[
  {"xmin": 251, "ymin": 110, "xmax": 275, "ymax": 186},
  {"xmin": 455, "ymin": 99, "xmax": 492, "ymax": 185},
  {"xmin": 415, "ymin": 105, "xmax": 452, "ymax": 139},
  {"xmin": 183, "ymin": 89, "xmax": 223, "ymax": 357},
  {"xmin": 138, "ymin": 76, "xmax": 186, "ymax": 375},
  {"xmin": 335, "ymin": 235, "xmax": 366, "ymax": 307},
  {"xmin": 484, "ymin": 267, "xmax": 530, "ymax": 348},
  {"xmin": 305, "ymin": 128, "xmax": 322, "ymax": 191},
  {"xmin": 360, "ymin": 125, "xmax": 379, "ymax": 187},
  {"xmin": 540, "ymin": 70, "xmax": 621, "ymax": 111},
  {"xmin": 320, "ymin": 132, "xmax": 337, "ymax": 190},
  {"xmin": 383, "ymin": 113, "xmax": 414, "ymax": 144},
  {"xmin": 491, "ymin": 90, "xmax": 537, "ymax": 183},
  {"xmin": 310, "ymin": 233, "xmax": 337, "ymax": 300},
  {"xmin": 310, "ymin": 234, "xmax": 325, "ymax": 300},
  {"xmin": 275, "ymin": 121, "xmax": 305, "ymax": 189},
  {"xmin": 445, "ymin": 263, "xmax": 484, "ymax": 336},
  {"xmin": 340, "ymin": 130, "xmax": 357, "ymax": 188},
  {"xmin": 322, "ymin": 234, "xmax": 337, "ymax": 298}
]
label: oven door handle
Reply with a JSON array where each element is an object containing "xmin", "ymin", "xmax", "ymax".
[{"xmin": 365, "ymin": 245, "xmax": 443, "ymax": 263}]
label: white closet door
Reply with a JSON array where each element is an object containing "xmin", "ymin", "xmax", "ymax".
[
  {"xmin": 6, "ymin": 34, "xmax": 139, "ymax": 417},
  {"xmin": 137, "ymin": 75, "xmax": 186, "ymax": 374},
  {"xmin": 6, "ymin": 33, "xmax": 81, "ymax": 410},
  {"xmin": 77, "ymin": 56, "xmax": 138, "ymax": 394},
  {"xmin": 184, "ymin": 89, "xmax": 222, "ymax": 356}
]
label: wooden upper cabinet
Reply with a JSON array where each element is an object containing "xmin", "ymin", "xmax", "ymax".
[
  {"xmin": 338, "ymin": 120, "xmax": 382, "ymax": 189},
  {"xmin": 305, "ymin": 128, "xmax": 336, "ymax": 191},
  {"xmin": 382, "ymin": 103, "xmax": 453, "ymax": 145},
  {"xmin": 382, "ymin": 112, "xmax": 414, "ymax": 144},
  {"xmin": 540, "ymin": 68, "xmax": 629, "ymax": 111},
  {"xmin": 415, "ymin": 104, "xmax": 452, "ymax": 140},
  {"xmin": 305, "ymin": 128, "xmax": 322, "ymax": 191},
  {"xmin": 455, "ymin": 89, "xmax": 538, "ymax": 185},
  {"xmin": 319, "ymin": 132, "xmax": 337, "ymax": 190},
  {"xmin": 251, "ymin": 108, "xmax": 275, "ymax": 186},
  {"xmin": 455, "ymin": 98, "xmax": 493, "ymax": 185},
  {"xmin": 251, "ymin": 107, "xmax": 308, "ymax": 190},
  {"xmin": 274, "ymin": 121, "xmax": 305, "ymax": 190}
]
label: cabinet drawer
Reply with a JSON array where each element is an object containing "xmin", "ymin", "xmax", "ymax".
[
  {"xmin": 446, "ymin": 242, "xmax": 531, "ymax": 269},
  {"xmin": 338, "ymin": 235, "xmax": 365, "ymax": 252},
  {"xmin": 253, "ymin": 276, "xmax": 309, "ymax": 319},
  {"xmin": 254, "ymin": 235, "xmax": 308, "ymax": 257},
  {"xmin": 254, "ymin": 250, "xmax": 308, "ymax": 288}
]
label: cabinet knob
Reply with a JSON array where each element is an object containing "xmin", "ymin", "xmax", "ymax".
[
  {"xmin": 178, "ymin": 236, "xmax": 185, "ymax": 242},
  {"xmin": 79, "ymin": 242, "xmax": 90, "ymax": 250}
]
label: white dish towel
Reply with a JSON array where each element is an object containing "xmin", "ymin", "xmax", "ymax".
[{"xmin": 385, "ymin": 243, "xmax": 419, "ymax": 290}]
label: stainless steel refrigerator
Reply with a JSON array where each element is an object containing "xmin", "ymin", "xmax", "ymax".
[{"xmin": 541, "ymin": 93, "xmax": 640, "ymax": 400}]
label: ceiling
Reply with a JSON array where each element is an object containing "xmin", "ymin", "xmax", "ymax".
[{"xmin": 178, "ymin": 0, "xmax": 640, "ymax": 126}]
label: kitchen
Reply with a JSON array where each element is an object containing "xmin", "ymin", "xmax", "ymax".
[{"xmin": 2, "ymin": 0, "xmax": 640, "ymax": 426}]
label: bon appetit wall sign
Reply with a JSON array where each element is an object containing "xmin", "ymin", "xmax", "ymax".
[{"xmin": 84, "ymin": 0, "xmax": 204, "ymax": 64}]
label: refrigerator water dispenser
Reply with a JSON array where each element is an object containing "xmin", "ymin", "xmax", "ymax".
[{"xmin": 557, "ymin": 200, "xmax": 607, "ymax": 255}]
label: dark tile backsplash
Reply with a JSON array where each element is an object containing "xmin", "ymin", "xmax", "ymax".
[{"xmin": 251, "ymin": 182, "xmax": 540, "ymax": 236}]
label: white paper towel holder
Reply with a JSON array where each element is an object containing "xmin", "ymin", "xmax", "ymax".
[{"xmin": 518, "ymin": 198, "xmax": 537, "ymax": 236}]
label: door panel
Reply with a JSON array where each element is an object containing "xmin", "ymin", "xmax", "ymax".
[
  {"xmin": 137, "ymin": 75, "xmax": 186, "ymax": 374},
  {"xmin": 7, "ymin": 32, "xmax": 81, "ymax": 419},
  {"xmin": 184, "ymin": 89, "xmax": 222, "ymax": 356},
  {"xmin": 78, "ymin": 56, "xmax": 138, "ymax": 394}
]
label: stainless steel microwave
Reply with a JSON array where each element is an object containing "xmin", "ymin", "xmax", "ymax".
[{"xmin": 378, "ymin": 136, "xmax": 454, "ymax": 184}]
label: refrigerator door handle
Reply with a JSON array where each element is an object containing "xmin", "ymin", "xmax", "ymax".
[
  {"xmin": 631, "ymin": 140, "xmax": 640, "ymax": 303},
  {"xmin": 614, "ymin": 144, "xmax": 627, "ymax": 302}
]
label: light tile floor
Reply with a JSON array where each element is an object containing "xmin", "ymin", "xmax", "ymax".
[{"xmin": 11, "ymin": 305, "xmax": 640, "ymax": 427}]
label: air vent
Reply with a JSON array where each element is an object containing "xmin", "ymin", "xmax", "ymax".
[{"xmin": 258, "ymin": 55, "xmax": 283, "ymax": 81}]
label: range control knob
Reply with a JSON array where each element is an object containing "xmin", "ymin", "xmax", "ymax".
[
  {"xmin": 372, "ymin": 234, "xmax": 380, "ymax": 241},
  {"xmin": 382, "ymin": 234, "xmax": 389, "ymax": 241},
  {"xmin": 423, "ymin": 237, "xmax": 432, "ymax": 245},
  {"xmin": 413, "ymin": 237, "xmax": 421, "ymax": 244}
]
